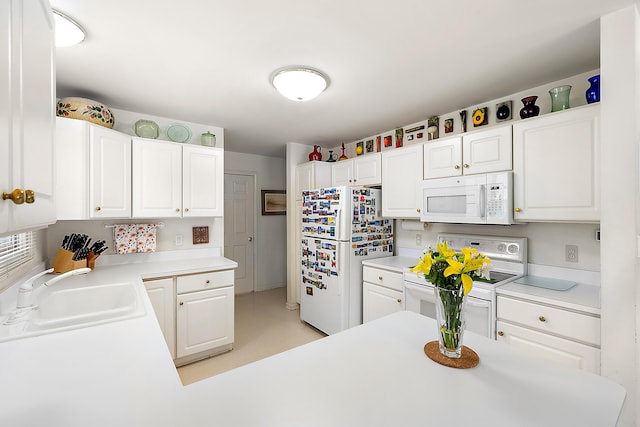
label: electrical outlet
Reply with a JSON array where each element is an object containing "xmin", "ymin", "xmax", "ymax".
[
  {"xmin": 565, "ymin": 245, "xmax": 578, "ymax": 262},
  {"xmin": 175, "ymin": 234, "xmax": 183, "ymax": 246},
  {"xmin": 416, "ymin": 234, "xmax": 422, "ymax": 246}
]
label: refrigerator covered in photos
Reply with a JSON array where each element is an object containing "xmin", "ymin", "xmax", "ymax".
[{"xmin": 300, "ymin": 186, "xmax": 394, "ymax": 335}]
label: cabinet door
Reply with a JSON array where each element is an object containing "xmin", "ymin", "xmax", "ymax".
[
  {"xmin": 0, "ymin": 0, "xmax": 55, "ymax": 234},
  {"xmin": 513, "ymin": 105, "xmax": 600, "ymax": 222},
  {"xmin": 363, "ymin": 282, "xmax": 403, "ymax": 323},
  {"xmin": 354, "ymin": 153, "xmax": 382, "ymax": 186},
  {"xmin": 423, "ymin": 136, "xmax": 462, "ymax": 179},
  {"xmin": 462, "ymin": 125, "xmax": 512, "ymax": 175},
  {"xmin": 183, "ymin": 145, "xmax": 223, "ymax": 217},
  {"xmin": 331, "ymin": 160, "xmax": 353, "ymax": 186},
  {"xmin": 144, "ymin": 278, "xmax": 176, "ymax": 359},
  {"xmin": 295, "ymin": 162, "xmax": 331, "ymax": 200},
  {"xmin": 132, "ymin": 138, "xmax": 182, "ymax": 218},
  {"xmin": 90, "ymin": 126, "xmax": 132, "ymax": 218},
  {"xmin": 176, "ymin": 286, "xmax": 234, "ymax": 358},
  {"xmin": 497, "ymin": 321, "xmax": 600, "ymax": 374},
  {"xmin": 381, "ymin": 144, "xmax": 424, "ymax": 218}
]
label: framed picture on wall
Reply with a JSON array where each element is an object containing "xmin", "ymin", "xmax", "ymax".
[{"xmin": 261, "ymin": 190, "xmax": 287, "ymax": 215}]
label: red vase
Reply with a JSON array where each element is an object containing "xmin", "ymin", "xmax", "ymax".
[{"xmin": 309, "ymin": 145, "xmax": 322, "ymax": 161}]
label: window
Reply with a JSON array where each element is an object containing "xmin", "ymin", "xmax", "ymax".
[{"xmin": 0, "ymin": 232, "xmax": 35, "ymax": 279}]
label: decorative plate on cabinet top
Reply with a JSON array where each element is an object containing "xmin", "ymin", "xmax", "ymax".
[
  {"xmin": 134, "ymin": 119, "xmax": 159, "ymax": 139},
  {"xmin": 167, "ymin": 124, "xmax": 192, "ymax": 143}
]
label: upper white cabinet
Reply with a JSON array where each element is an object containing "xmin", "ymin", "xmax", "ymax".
[
  {"xmin": 331, "ymin": 153, "xmax": 382, "ymax": 187},
  {"xmin": 512, "ymin": 105, "xmax": 600, "ymax": 222},
  {"xmin": 133, "ymin": 138, "xmax": 224, "ymax": 218},
  {"xmin": 381, "ymin": 144, "xmax": 423, "ymax": 218},
  {"xmin": 0, "ymin": 0, "xmax": 55, "ymax": 234},
  {"xmin": 294, "ymin": 161, "xmax": 331, "ymax": 200},
  {"xmin": 423, "ymin": 125, "xmax": 512, "ymax": 179},
  {"xmin": 56, "ymin": 117, "xmax": 132, "ymax": 219}
]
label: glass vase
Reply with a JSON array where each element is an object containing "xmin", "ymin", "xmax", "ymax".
[
  {"xmin": 549, "ymin": 85, "xmax": 572, "ymax": 112},
  {"xmin": 434, "ymin": 286, "xmax": 467, "ymax": 358}
]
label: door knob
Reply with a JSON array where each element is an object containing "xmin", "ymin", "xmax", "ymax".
[
  {"xmin": 248, "ymin": 237, "xmax": 253, "ymax": 242},
  {"xmin": 25, "ymin": 190, "xmax": 35, "ymax": 203},
  {"xmin": 2, "ymin": 188, "xmax": 25, "ymax": 204},
  {"xmin": 498, "ymin": 331, "xmax": 504, "ymax": 337},
  {"xmin": 515, "ymin": 208, "xmax": 522, "ymax": 212},
  {"xmin": 454, "ymin": 165, "xmax": 460, "ymax": 169},
  {"xmin": 463, "ymin": 163, "xmax": 469, "ymax": 168}
]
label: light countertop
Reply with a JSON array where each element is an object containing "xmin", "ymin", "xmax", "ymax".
[
  {"xmin": 0, "ymin": 255, "xmax": 623, "ymax": 427},
  {"xmin": 362, "ymin": 255, "xmax": 417, "ymax": 272}
]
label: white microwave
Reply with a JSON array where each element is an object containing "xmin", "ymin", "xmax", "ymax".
[{"xmin": 420, "ymin": 171, "xmax": 514, "ymax": 225}]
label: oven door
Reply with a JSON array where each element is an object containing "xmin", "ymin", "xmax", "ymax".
[
  {"xmin": 404, "ymin": 281, "xmax": 493, "ymax": 338},
  {"xmin": 420, "ymin": 175, "xmax": 486, "ymax": 224}
]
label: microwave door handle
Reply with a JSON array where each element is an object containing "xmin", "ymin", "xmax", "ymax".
[{"xmin": 479, "ymin": 185, "xmax": 486, "ymax": 219}]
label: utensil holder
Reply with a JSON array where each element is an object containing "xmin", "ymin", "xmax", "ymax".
[
  {"xmin": 87, "ymin": 251, "xmax": 100, "ymax": 269},
  {"xmin": 51, "ymin": 248, "xmax": 87, "ymax": 274}
]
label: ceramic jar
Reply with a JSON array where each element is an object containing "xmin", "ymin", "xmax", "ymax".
[
  {"xmin": 519, "ymin": 96, "xmax": 540, "ymax": 119},
  {"xmin": 201, "ymin": 131, "xmax": 216, "ymax": 147}
]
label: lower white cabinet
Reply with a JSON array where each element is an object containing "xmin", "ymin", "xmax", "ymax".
[
  {"xmin": 496, "ymin": 295, "xmax": 600, "ymax": 374},
  {"xmin": 144, "ymin": 278, "xmax": 176, "ymax": 359},
  {"xmin": 144, "ymin": 269, "xmax": 235, "ymax": 367},
  {"xmin": 362, "ymin": 265, "xmax": 404, "ymax": 323}
]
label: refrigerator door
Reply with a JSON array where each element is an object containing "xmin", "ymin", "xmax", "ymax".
[
  {"xmin": 301, "ymin": 187, "xmax": 346, "ymax": 240},
  {"xmin": 300, "ymin": 237, "xmax": 349, "ymax": 335}
]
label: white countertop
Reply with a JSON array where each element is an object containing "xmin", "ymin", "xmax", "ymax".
[
  {"xmin": 362, "ymin": 255, "xmax": 417, "ymax": 272},
  {"xmin": 0, "ymin": 257, "xmax": 624, "ymax": 426}
]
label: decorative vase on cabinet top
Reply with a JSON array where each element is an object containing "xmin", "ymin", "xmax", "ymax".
[
  {"xmin": 309, "ymin": 145, "xmax": 322, "ymax": 161},
  {"xmin": 519, "ymin": 96, "xmax": 540, "ymax": 119},
  {"xmin": 586, "ymin": 75, "xmax": 600, "ymax": 104},
  {"xmin": 549, "ymin": 85, "xmax": 572, "ymax": 112}
]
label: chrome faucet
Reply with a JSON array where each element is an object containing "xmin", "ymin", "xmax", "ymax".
[{"xmin": 4, "ymin": 267, "xmax": 91, "ymax": 324}]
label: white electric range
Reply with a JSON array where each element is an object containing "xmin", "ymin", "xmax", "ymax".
[{"xmin": 403, "ymin": 233, "xmax": 527, "ymax": 339}]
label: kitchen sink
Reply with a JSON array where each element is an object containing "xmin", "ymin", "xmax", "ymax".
[{"xmin": 0, "ymin": 282, "xmax": 145, "ymax": 342}]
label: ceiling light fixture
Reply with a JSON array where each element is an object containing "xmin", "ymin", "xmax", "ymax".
[
  {"xmin": 52, "ymin": 9, "xmax": 86, "ymax": 47},
  {"xmin": 272, "ymin": 67, "xmax": 328, "ymax": 102}
]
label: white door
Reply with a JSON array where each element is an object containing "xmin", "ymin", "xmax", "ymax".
[
  {"xmin": 381, "ymin": 144, "xmax": 424, "ymax": 218},
  {"xmin": 144, "ymin": 278, "xmax": 175, "ymax": 359},
  {"xmin": 183, "ymin": 145, "xmax": 223, "ymax": 217},
  {"xmin": 224, "ymin": 173, "xmax": 255, "ymax": 294},
  {"xmin": 354, "ymin": 153, "xmax": 382, "ymax": 186},
  {"xmin": 462, "ymin": 125, "xmax": 512, "ymax": 175},
  {"xmin": 363, "ymin": 282, "xmax": 403, "ymax": 323},
  {"xmin": 423, "ymin": 136, "xmax": 462, "ymax": 179}
]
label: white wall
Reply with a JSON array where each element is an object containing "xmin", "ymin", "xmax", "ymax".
[
  {"xmin": 600, "ymin": 5, "xmax": 639, "ymax": 426},
  {"xmin": 225, "ymin": 151, "xmax": 287, "ymax": 291}
]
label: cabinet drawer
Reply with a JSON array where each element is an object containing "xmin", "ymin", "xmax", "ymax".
[
  {"xmin": 497, "ymin": 296, "xmax": 600, "ymax": 346},
  {"xmin": 176, "ymin": 270, "xmax": 234, "ymax": 294},
  {"xmin": 362, "ymin": 266, "xmax": 403, "ymax": 291}
]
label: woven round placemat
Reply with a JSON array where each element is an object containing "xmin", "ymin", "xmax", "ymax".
[{"xmin": 424, "ymin": 341, "xmax": 480, "ymax": 369}]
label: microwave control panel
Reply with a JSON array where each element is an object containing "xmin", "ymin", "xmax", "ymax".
[{"xmin": 487, "ymin": 184, "xmax": 507, "ymax": 218}]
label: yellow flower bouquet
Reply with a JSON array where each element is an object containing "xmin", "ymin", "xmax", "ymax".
[{"xmin": 410, "ymin": 241, "xmax": 491, "ymax": 358}]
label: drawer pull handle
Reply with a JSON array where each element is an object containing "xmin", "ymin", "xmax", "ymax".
[
  {"xmin": 95, "ymin": 206, "xmax": 101, "ymax": 211},
  {"xmin": 396, "ymin": 298, "xmax": 402, "ymax": 303},
  {"xmin": 378, "ymin": 276, "xmax": 383, "ymax": 281},
  {"xmin": 205, "ymin": 280, "xmax": 210, "ymax": 284},
  {"xmin": 515, "ymin": 208, "xmax": 522, "ymax": 213},
  {"xmin": 538, "ymin": 316, "xmax": 546, "ymax": 322},
  {"xmin": 497, "ymin": 331, "xmax": 504, "ymax": 337}
]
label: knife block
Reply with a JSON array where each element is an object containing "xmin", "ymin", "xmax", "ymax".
[
  {"xmin": 87, "ymin": 251, "xmax": 100, "ymax": 269},
  {"xmin": 51, "ymin": 248, "xmax": 87, "ymax": 274}
]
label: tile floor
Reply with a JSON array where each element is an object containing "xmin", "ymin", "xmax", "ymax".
[{"xmin": 177, "ymin": 287, "xmax": 325, "ymax": 385}]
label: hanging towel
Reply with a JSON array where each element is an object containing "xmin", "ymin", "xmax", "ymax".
[
  {"xmin": 113, "ymin": 224, "xmax": 137, "ymax": 254},
  {"xmin": 136, "ymin": 224, "xmax": 157, "ymax": 253}
]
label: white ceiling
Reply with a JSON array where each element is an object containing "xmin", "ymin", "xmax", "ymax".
[{"xmin": 51, "ymin": 0, "xmax": 632, "ymax": 158}]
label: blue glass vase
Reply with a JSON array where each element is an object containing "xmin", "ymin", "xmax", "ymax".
[{"xmin": 586, "ymin": 75, "xmax": 600, "ymax": 104}]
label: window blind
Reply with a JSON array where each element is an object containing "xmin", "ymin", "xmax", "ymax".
[{"xmin": 0, "ymin": 232, "xmax": 35, "ymax": 279}]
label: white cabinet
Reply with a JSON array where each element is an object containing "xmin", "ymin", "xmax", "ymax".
[
  {"xmin": 175, "ymin": 270, "xmax": 234, "ymax": 365},
  {"xmin": 56, "ymin": 117, "xmax": 132, "ymax": 219},
  {"xmin": 331, "ymin": 154, "xmax": 382, "ymax": 187},
  {"xmin": 144, "ymin": 277, "xmax": 176, "ymax": 359},
  {"xmin": 294, "ymin": 161, "xmax": 331, "ymax": 200},
  {"xmin": 381, "ymin": 144, "xmax": 423, "ymax": 218},
  {"xmin": 512, "ymin": 105, "xmax": 600, "ymax": 222},
  {"xmin": 0, "ymin": 0, "xmax": 55, "ymax": 234},
  {"xmin": 362, "ymin": 265, "xmax": 404, "ymax": 323},
  {"xmin": 132, "ymin": 138, "xmax": 224, "ymax": 218},
  {"xmin": 496, "ymin": 295, "xmax": 600, "ymax": 374},
  {"xmin": 423, "ymin": 126, "xmax": 512, "ymax": 179}
]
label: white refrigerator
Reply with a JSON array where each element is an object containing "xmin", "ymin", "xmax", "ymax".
[{"xmin": 300, "ymin": 186, "xmax": 394, "ymax": 335}]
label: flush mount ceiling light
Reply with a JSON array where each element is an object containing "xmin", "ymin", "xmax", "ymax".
[
  {"xmin": 272, "ymin": 67, "xmax": 328, "ymax": 102},
  {"xmin": 52, "ymin": 9, "xmax": 86, "ymax": 47}
]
